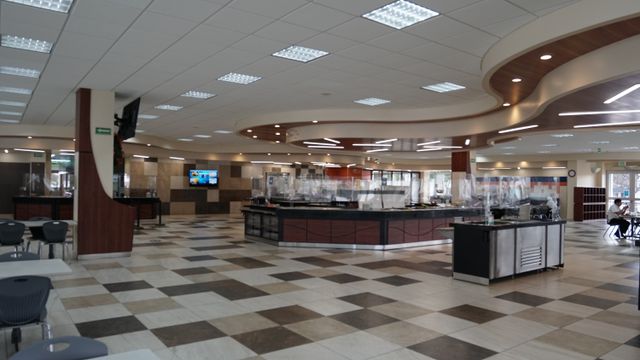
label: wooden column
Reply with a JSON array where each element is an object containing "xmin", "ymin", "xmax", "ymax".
[
  {"xmin": 75, "ymin": 88, "xmax": 135, "ymax": 256},
  {"xmin": 451, "ymin": 151, "xmax": 471, "ymax": 204}
]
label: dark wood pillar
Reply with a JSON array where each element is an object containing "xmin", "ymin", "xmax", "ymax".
[{"xmin": 451, "ymin": 151, "xmax": 471, "ymax": 174}]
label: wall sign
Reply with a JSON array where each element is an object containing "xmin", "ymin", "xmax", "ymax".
[{"xmin": 95, "ymin": 127, "xmax": 111, "ymax": 135}]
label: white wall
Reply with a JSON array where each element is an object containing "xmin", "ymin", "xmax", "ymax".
[
  {"xmin": 89, "ymin": 90, "xmax": 115, "ymax": 197},
  {"xmin": 0, "ymin": 151, "xmax": 45, "ymax": 163}
]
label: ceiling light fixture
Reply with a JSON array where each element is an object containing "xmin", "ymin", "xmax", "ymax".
[
  {"xmin": 416, "ymin": 147, "xmax": 442, "ymax": 152},
  {"xmin": 0, "ymin": 100, "xmax": 26, "ymax": 107},
  {"xmin": 417, "ymin": 140, "xmax": 440, "ymax": 146},
  {"xmin": 464, "ymin": 138, "xmax": 471, "ymax": 146},
  {"xmin": 1, "ymin": 35, "xmax": 53, "ymax": 53},
  {"xmin": 0, "ymin": 86, "xmax": 31, "ymax": 95},
  {"xmin": 324, "ymin": 138, "xmax": 340, "ymax": 144},
  {"xmin": 294, "ymin": 161, "xmax": 301, "ymax": 165},
  {"xmin": 0, "ymin": 66, "xmax": 40, "ymax": 78},
  {"xmin": 542, "ymin": 166, "xmax": 566, "ymax": 169},
  {"xmin": 14, "ymin": 148, "xmax": 44, "ymax": 153},
  {"xmin": 366, "ymin": 148, "xmax": 389, "ymax": 153},
  {"xmin": 214, "ymin": 130, "xmax": 232, "ymax": 134},
  {"xmin": 146, "ymin": 144, "xmax": 151, "ymax": 147},
  {"xmin": 133, "ymin": 155, "xmax": 149, "ymax": 159},
  {"xmin": 422, "ymin": 82, "xmax": 465, "ymax": 93},
  {"xmin": 193, "ymin": 134, "xmax": 211, "ymax": 138},
  {"xmin": 540, "ymin": 54, "xmax": 552, "ymax": 60},
  {"xmin": 274, "ymin": 125, "xmax": 280, "ymax": 128},
  {"xmin": 177, "ymin": 138, "xmax": 193, "ymax": 142},
  {"xmin": 312, "ymin": 120, "xmax": 318, "ymax": 124},
  {"xmin": 217, "ymin": 72, "xmax": 261, "ymax": 85},
  {"xmin": 363, "ymin": 0, "xmax": 439, "ymax": 29},
  {"xmin": 246, "ymin": 129, "xmax": 253, "ymax": 133},
  {"xmin": 347, "ymin": 164, "xmax": 356, "ymax": 168},
  {"xmin": 5, "ymin": 0, "xmax": 74, "ymax": 13},
  {"xmin": 541, "ymin": 144, "xmax": 557, "ymax": 147},
  {"xmin": 307, "ymin": 145, "xmax": 344, "ymax": 149},
  {"xmin": 137, "ymin": 114, "xmax": 159, "ymax": 120},
  {"xmin": 560, "ymin": 109, "xmax": 640, "ymax": 116},
  {"xmin": 592, "ymin": 141, "xmax": 610, "ymax": 144},
  {"xmin": 376, "ymin": 138, "xmax": 397, "ymax": 144},
  {"xmin": 169, "ymin": 157, "xmax": 184, "ymax": 160},
  {"xmin": 252, "ymin": 135, "xmax": 257, "ymax": 138},
  {"xmin": 574, "ymin": 120, "xmax": 640, "ymax": 128},
  {"xmin": 272, "ymin": 45, "xmax": 329, "ymax": 63},
  {"xmin": 423, "ymin": 145, "xmax": 462, "ymax": 149},
  {"xmin": 275, "ymin": 132, "xmax": 281, "ymax": 136},
  {"xmin": 135, "ymin": 129, "xmax": 144, "ymax": 133},
  {"xmin": 354, "ymin": 98, "xmax": 390, "ymax": 106},
  {"xmin": 610, "ymin": 129, "xmax": 638, "ymax": 134},
  {"xmin": 0, "ymin": 111, "xmax": 22, "ymax": 116},
  {"xmin": 503, "ymin": 103, "xmax": 511, "ymax": 107},
  {"xmin": 304, "ymin": 141, "xmax": 336, "ymax": 146},
  {"xmin": 154, "ymin": 104, "xmax": 182, "ymax": 111},
  {"xmin": 352, "ymin": 143, "xmax": 392, "ymax": 147},
  {"xmin": 603, "ymin": 84, "xmax": 640, "ymax": 104},
  {"xmin": 181, "ymin": 91, "xmax": 216, "ymax": 99},
  {"xmin": 512, "ymin": 78, "xmax": 522, "ymax": 83},
  {"xmin": 498, "ymin": 124, "xmax": 538, "ymax": 134},
  {"xmin": 550, "ymin": 133, "xmax": 573, "ymax": 138}
]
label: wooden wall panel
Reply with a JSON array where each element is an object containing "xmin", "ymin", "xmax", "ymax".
[
  {"xmin": 307, "ymin": 219, "xmax": 331, "ymax": 243},
  {"xmin": 282, "ymin": 218, "xmax": 308, "ymax": 242},
  {"xmin": 387, "ymin": 220, "xmax": 404, "ymax": 245},
  {"xmin": 331, "ymin": 220, "xmax": 355, "ymax": 244},
  {"xmin": 355, "ymin": 221, "xmax": 380, "ymax": 245},
  {"xmin": 404, "ymin": 219, "xmax": 420, "ymax": 243}
]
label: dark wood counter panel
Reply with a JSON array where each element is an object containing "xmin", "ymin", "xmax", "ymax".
[
  {"xmin": 13, "ymin": 196, "xmax": 74, "ymax": 220},
  {"xmin": 242, "ymin": 206, "xmax": 483, "ymax": 248}
]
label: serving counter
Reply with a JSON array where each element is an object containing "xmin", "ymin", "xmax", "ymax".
[
  {"xmin": 13, "ymin": 196, "xmax": 73, "ymax": 220},
  {"xmin": 242, "ymin": 206, "xmax": 482, "ymax": 250},
  {"xmin": 452, "ymin": 220, "xmax": 566, "ymax": 284}
]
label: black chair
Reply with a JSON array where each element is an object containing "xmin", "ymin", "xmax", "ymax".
[
  {"xmin": 0, "ymin": 251, "xmax": 39, "ymax": 262},
  {"xmin": 38, "ymin": 221, "xmax": 69, "ymax": 260},
  {"xmin": 0, "ymin": 222, "xmax": 26, "ymax": 256},
  {"xmin": 26, "ymin": 217, "xmax": 51, "ymax": 252},
  {"xmin": 10, "ymin": 336, "xmax": 108, "ymax": 360},
  {"xmin": 0, "ymin": 276, "xmax": 52, "ymax": 352}
]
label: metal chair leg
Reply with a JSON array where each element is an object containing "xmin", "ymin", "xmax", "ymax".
[
  {"xmin": 37, "ymin": 242, "xmax": 42, "ymax": 257},
  {"xmin": 41, "ymin": 322, "xmax": 52, "ymax": 340}
]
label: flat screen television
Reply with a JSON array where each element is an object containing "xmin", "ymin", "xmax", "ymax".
[
  {"xmin": 189, "ymin": 170, "xmax": 218, "ymax": 187},
  {"xmin": 114, "ymin": 97, "xmax": 140, "ymax": 140}
]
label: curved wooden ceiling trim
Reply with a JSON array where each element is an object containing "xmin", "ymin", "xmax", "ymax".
[{"xmin": 239, "ymin": 15, "xmax": 640, "ymax": 146}]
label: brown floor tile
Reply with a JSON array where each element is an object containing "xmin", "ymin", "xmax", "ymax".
[
  {"xmin": 322, "ymin": 273, "xmax": 366, "ymax": 284},
  {"xmin": 513, "ymin": 307, "xmax": 581, "ymax": 327},
  {"xmin": 173, "ymin": 267, "xmax": 213, "ymax": 276},
  {"xmin": 370, "ymin": 301, "xmax": 432, "ymax": 320},
  {"xmin": 270, "ymin": 271, "xmax": 313, "ymax": 281},
  {"xmin": 76, "ymin": 316, "xmax": 147, "ymax": 339},
  {"xmin": 284, "ymin": 317, "xmax": 357, "ymax": 341},
  {"xmin": 232, "ymin": 326, "xmax": 311, "ymax": 354},
  {"xmin": 209, "ymin": 313, "xmax": 278, "ymax": 335},
  {"xmin": 103, "ymin": 280, "xmax": 153, "ymax": 293},
  {"xmin": 374, "ymin": 275, "xmax": 420, "ymax": 286},
  {"xmin": 158, "ymin": 282, "xmax": 215, "ymax": 297},
  {"xmin": 292, "ymin": 256, "xmax": 344, "ymax": 268},
  {"xmin": 496, "ymin": 291, "xmax": 554, "ymax": 307},
  {"xmin": 127, "ymin": 265, "xmax": 166, "ymax": 273},
  {"xmin": 183, "ymin": 255, "xmax": 217, "ymax": 262},
  {"xmin": 53, "ymin": 277, "xmax": 99, "ymax": 288},
  {"xmin": 302, "ymin": 268, "xmax": 340, "ymax": 277},
  {"xmin": 377, "ymin": 266, "xmax": 415, "ymax": 275},
  {"xmin": 207, "ymin": 279, "xmax": 269, "ymax": 300},
  {"xmin": 183, "ymin": 272, "xmax": 228, "ymax": 283},
  {"xmin": 367, "ymin": 321, "xmax": 442, "ymax": 346},
  {"xmin": 561, "ymin": 293, "xmax": 620, "ymax": 309},
  {"xmin": 339, "ymin": 292, "xmax": 396, "ymax": 307},
  {"xmin": 409, "ymin": 336, "xmax": 497, "ymax": 360},
  {"xmin": 558, "ymin": 277, "xmax": 604, "ymax": 288},
  {"xmin": 589, "ymin": 310, "xmax": 640, "ymax": 330},
  {"xmin": 152, "ymin": 321, "xmax": 225, "ymax": 347},
  {"xmin": 258, "ymin": 305, "xmax": 323, "ymax": 325},
  {"xmin": 207, "ymin": 264, "xmax": 244, "ymax": 272},
  {"xmin": 145, "ymin": 253, "xmax": 178, "ymax": 259},
  {"xmin": 598, "ymin": 283, "xmax": 638, "ymax": 296},
  {"xmin": 225, "ymin": 257, "xmax": 274, "ymax": 269},
  {"xmin": 255, "ymin": 282, "xmax": 304, "ymax": 295},
  {"xmin": 83, "ymin": 262, "xmax": 123, "ymax": 270},
  {"xmin": 440, "ymin": 305, "xmax": 506, "ymax": 324},
  {"xmin": 124, "ymin": 297, "xmax": 181, "ymax": 314},
  {"xmin": 535, "ymin": 329, "xmax": 620, "ymax": 357},
  {"xmin": 62, "ymin": 293, "xmax": 119, "ymax": 310},
  {"xmin": 626, "ymin": 334, "xmax": 640, "ymax": 348},
  {"xmin": 330, "ymin": 309, "xmax": 399, "ymax": 330},
  {"xmin": 579, "ymin": 288, "xmax": 632, "ymax": 302}
]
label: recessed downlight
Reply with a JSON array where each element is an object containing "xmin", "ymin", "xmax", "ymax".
[
  {"xmin": 464, "ymin": 138, "xmax": 471, "ymax": 146},
  {"xmin": 540, "ymin": 54, "xmax": 552, "ymax": 60},
  {"xmin": 312, "ymin": 120, "xmax": 318, "ymax": 124},
  {"xmin": 274, "ymin": 124, "xmax": 280, "ymax": 128},
  {"xmin": 512, "ymin": 78, "xmax": 522, "ymax": 83},
  {"xmin": 252, "ymin": 135, "xmax": 257, "ymax": 139},
  {"xmin": 503, "ymin": 103, "xmax": 511, "ymax": 107}
]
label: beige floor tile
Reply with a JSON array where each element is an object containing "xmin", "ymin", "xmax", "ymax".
[
  {"xmin": 406, "ymin": 312, "xmax": 476, "ymax": 334},
  {"xmin": 127, "ymin": 265, "xmax": 166, "ymax": 273},
  {"xmin": 209, "ymin": 313, "xmax": 278, "ymax": 335},
  {"xmin": 602, "ymin": 344, "xmax": 640, "ymax": 360},
  {"xmin": 558, "ymin": 276, "xmax": 605, "ymax": 288},
  {"xmin": 83, "ymin": 262, "xmax": 123, "ymax": 270},
  {"xmin": 285, "ymin": 317, "xmax": 357, "ymax": 341},
  {"xmin": 369, "ymin": 301, "xmax": 432, "ymax": 320},
  {"xmin": 318, "ymin": 331, "xmax": 402, "ymax": 360},
  {"xmin": 499, "ymin": 340, "xmax": 593, "ymax": 360},
  {"xmin": 513, "ymin": 307, "xmax": 581, "ymax": 327},
  {"xmin": 535, "ymin": 329, "xmax": 620, "ymax": 357},
  {"xmin": 538, "ymin": 300, "xmax": 602, "ymax": 318},
  {"xmin": 580, "ymin": 288, "xmax": 632, "ymax": 302},
  {"xmin": 302, "ymin": 268, "xmax": 340, "ymax": 277},
  {"xmin": 123, "ymin": 297, "xmax": 182, "ymax": 314},
  {"xmin": 53, "ymin": 277, "xmax": 99, "ymax": 288},
  {"xmin": 366, "ymin": 321, "xmax": 441, "ymax": 346},
  {"xmin": 255, "ymin": 282, "xmax": 304, "ymax": 294},
  {"xmin": 564, "ymin": 319, "xmax": 638, "ymax": 343},
  {"xmin": 61, "ymin": 293, "xmax": 119, "ymax": 310},
  {"xmin": 589, "ymin": 310, "xmax": 640, "ymax": 330}
]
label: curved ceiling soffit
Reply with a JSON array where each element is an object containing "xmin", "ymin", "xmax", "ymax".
[{"xmin": 239, "ymin": 12, "xmax": 640, "ymax": 144}]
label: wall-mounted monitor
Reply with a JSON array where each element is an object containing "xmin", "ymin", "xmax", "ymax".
[
  {"xmin": 189, "ymin": 169, "xmax": 218, "ymax": 187},
  {"xmin": 114, "ymin": 97, "xmax": 140, "ymax": 140}
]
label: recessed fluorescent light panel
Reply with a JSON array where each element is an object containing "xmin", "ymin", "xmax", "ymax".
[
  {"xmin": 0, "ymin": 119, "xmax": 19, "ymax": 123},
  {"xmin": 498, "ymin": 124, "xmax": 539, "ymax": 134},
  {"xmin": 416, "ymin": 147, "xmax": 441, "ymax": 152},
  {"xmin": 0, "ymin": 100, "xmax": 26, "ymax": 107},
  {"xmin": 0, "ymin": 66, "xmax": 40, "ymax": 78},
  {"xmin": 307, "ymin": 145, "xmax": 344, "ymax": 149},
  {"xmin": 304, "ymin": 141, "xmax": 336, "ymax": 146},
  {"xmin": 550, "ymin": 133, "xmax": 573, "ymax": 138},
  {"xmin": 559, "ymin": 109, "xmax": 640, "ymax": 116},
  {"xmin": 272, "ymin": 45, "xmax": 329, "ymax": 63},
  {"xmin": 603, "ymin": 84, "xmax": 640, "ymax": 104},
  {"xmin": 217, "ymin": 73, "xmax": 261, "ymax": 85},
  {"xmin": 177, "ymin": 138, "xmax": 193, "ymax": 142},
  {"xmin": 169, "ymin": 156, "xmax": 185, "ymax": 160},
  {"xmin": 354, "ymin": 98, "xmax": 390, "ymax": 106},
  {"xmin": 323, "ymin": 138, "xmax": 340, "ymax": 144},
  {"xmin": 5, "ymin": 0, "xmax": 73, "ymax": 13},
  {"xmin": 352, "ymin": 143, "xmax": 392, "ymax": 147},
  {"xmin": 0, "ymin": 111, "xmax": 22, "ymax": 116},
  {"xmin": 0, "ymin": 86, "xmax": 31, "ymax": 95},
  {"xmin": 376, "ymin": 138, "xmax": 397, "ymax": 144},
  {"xmin": 422, "ymin": 82, "xmax": 465, "ymax": 93},
  {"xmin": 181, "ymin": 91, "xmax": 216, "ymax": 99},
  {"xmin": 363, "ymin": 0, "xmax": 439, "ymax": 29},
  {"xmin": 417, "ymin": 140, "xmax": 440, "ymax": 146},
  {"xmin": 366, "ymin": 148, "xmax": 389, "ymax": 153},
  {"xmin": 14, "ymin": 148, "xmax": 44, "ymax": 153},
  {"xmin": 214, "ymin": 130, "xmax": 232, "ymax": 134},
  {"xmin": 138, "ymin": 114, "xmax": 159, "ymax": 120},
  {"xmin": 193, "ymin": 134, "xmax": 211, "ymax": 138},
  {"xmin": 154, "ymin": 105, "xmax": 182, "ymax": 111},
  {"xmin": 574, "ymin": 120, "xmax": 640, "ymax": 129},
  {"xmin": 133, "ymin": 155, "xmax": 149, "ymax": 159},
  {"xmin": 610, "ymin": 129, "xmax": 637, "ymax": 134},
  {"xmin": 1, "ymin": 35, "xmax": 53, "ymax": 53}
]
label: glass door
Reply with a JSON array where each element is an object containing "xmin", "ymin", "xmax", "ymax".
[{"xmin": 608, "ymin": 172, "xmax": 633, "ymax": 211}]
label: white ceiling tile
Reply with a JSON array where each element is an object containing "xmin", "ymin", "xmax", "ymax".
[
  {"xmin": 64, "ymin": 16, "xmax": 130, "ymax": 40},
  {"xmin": 365, "ymin": 52, "xmax": 423, "ymax": 69},
  {"xmin": 438, "ymin": 30, "xmax": 499, "ymax": 57},
  {"xmin": 132, "ymin": 11, "xmax": 197, "ymax": 35},
  {"xmin": 328, "ymin": 17, "xmax": 393, "ymax": 43},
  {"xmin": 405, "ymin": 16, "xmax": 476, "ymax": 41},
  {"xmin": 481, "ymin": 13, "xmax": 536, "ymax": 37},
  {"xmin": 104, "ymin": 0, "xmax": 153, "ymax": 9},
  {"xmin": 312, "ymin": 0, "xmax": 390, "ymax": 16},
  {"xmin": 337, "ymin": 44, "xmax": 395, "ymax": 63},
  {"xmin": 411, "ymin": 0, "xmax": 483, "ymax": 14},
  {"xmin": 254, "ymin": 21, "xmax": 319, "ymax": 44},
  {"xmin": 448, "ymin": 0, "xmax": 529, "ymax": 28},
  {"xmin": 312, "ymin": 55, "xmax": 389, "ymax": 77},
  {"xmin": 507, "ymin": 0, "xmax": 577, "ymax": 13},
  {"xmin": 203, "ymin": 7, "xmax": 274, "ymax": 34},
  {"xmin": 0, "ymin": 47, "xmax": 48, "ymax": 69},
  {"xmin": 108, "ymin": 29, "xmax": 179, "ymax": 63},
  {"xmin": 367, "ymin": 31, "xmax": 430, "ymax": 53},
  {"xmin": 297, "ymin": 33, "xmax": 357, "ymax": 53},
  {"xmin": 230, "ymin": 35, "xmax": 288, "ymax": 55},
  {"xmin": 148, "ymin": 0, "xmax": 225, "ymax": 22},
  {"xmin": 79, "ymin": 62, "xmax": 139, "ymax": 90},
  {"xmin": 72, "ymin": 0, "xmax": 145, "ymax": 27},
  {"xmin": 54, "ymin": 32, "xmax": 117, "ymax": 61},
  {"xmin": 282, "ymin": 3, "xmax": 353, "ymax": 32},
  {"xmin": 534, "ymin": 1, "xmax": 580, "ymax": 16},
  {"xmin": 230, "ymin": 0, "xmax": 309, "ymax": 19},
  {"xmin": 238, "ymin": 56, "xmax": 300, "ymax": 77},
  {"xmin": 1, "ymin": 2, "xmax": 67, "ymax": 35}
]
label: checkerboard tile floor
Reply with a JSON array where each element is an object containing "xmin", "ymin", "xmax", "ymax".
[{"xmin": 1, "ymin": 216, "xmax": 638, "ymax": 360}]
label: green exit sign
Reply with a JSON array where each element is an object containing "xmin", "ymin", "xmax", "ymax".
[{"xmin": 95, "ymin": 127, "xmax": 111, "ymax": 135}]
